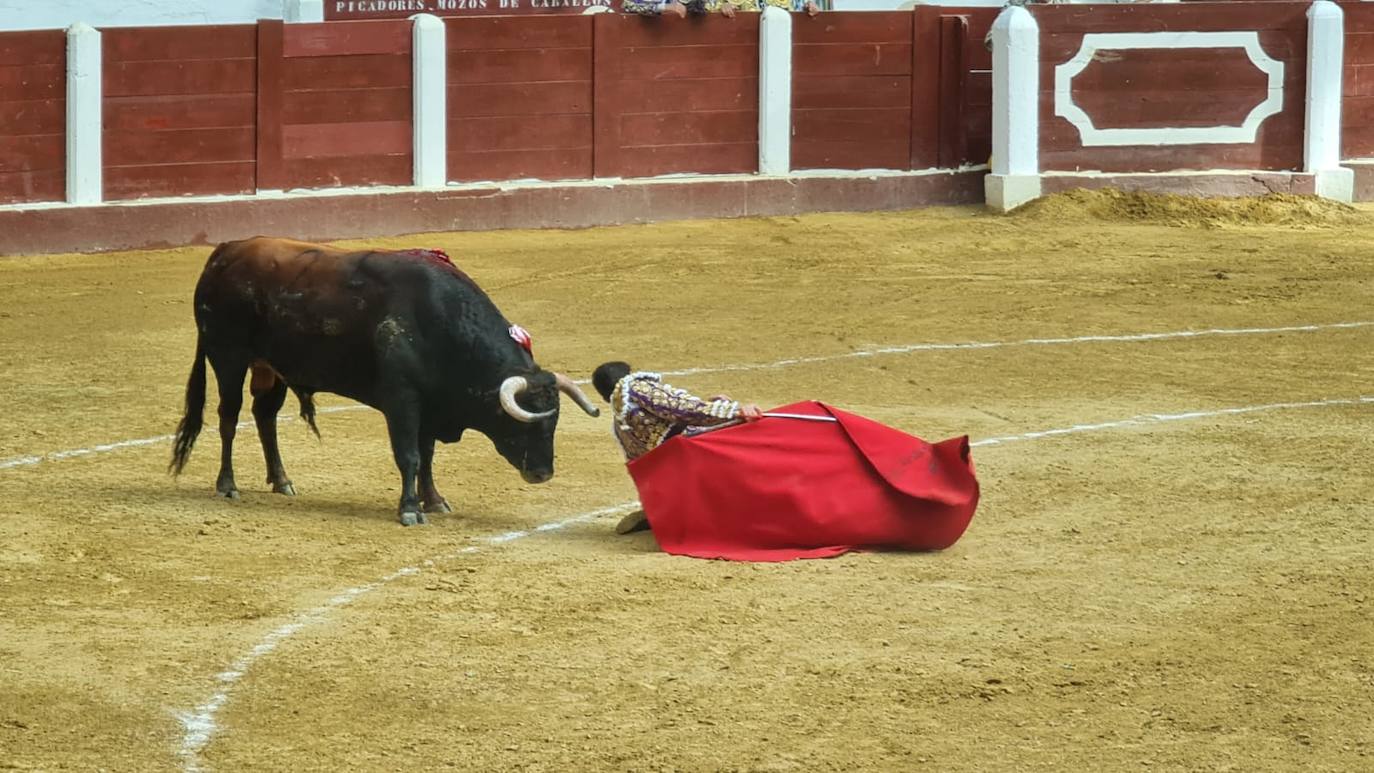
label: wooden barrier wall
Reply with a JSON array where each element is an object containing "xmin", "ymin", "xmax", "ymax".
[
  {"xmin": 14, "ymin": 6, "xmax": 1352, "ymax": 207},
  {"xmin": 597, "ymin": 15, "xmax": 761, "ymax": 178},
  {"xmin": 789, "ymin": 9, "xmax": 992, "ymax": 173},
  {"xmin": 447, "ymin": 16, "xmax": 594, "ymax": 183},
  {"xmin": 0, "ymin": 30, "xmax": 65, "ymax": 205},
  {"xmin": 276, "ymin": 20, "xmax": 414, "ymax": 189},
  {"xmin": 102, "ymin": 25, "xmax": 257, "ymax": 200},
  {"xmin": 1034, "ymin": 3, "xmax": 1307, "ymax": 173},
  {"xmin": 1343, "ymin": 1, "xmax": 1374, "ymax": 159},
  {"xmin": 793, "ymin": 12, "xmax": 914, "ymax": 171}
]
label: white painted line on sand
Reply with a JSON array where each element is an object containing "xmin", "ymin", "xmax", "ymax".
[
  {"xmin": 174, "ymin": 392, "xmax": 1373, "ymax": 771},
  {"xmin": 174, "ymin": 502, "xmax": 638, "ymax": 772},
  {"xmin": 5, "ymin": 320, "xmax": 1370, "ymax": 474}
]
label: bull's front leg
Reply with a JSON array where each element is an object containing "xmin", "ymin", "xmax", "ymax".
[
  {"xmin": 419, "ymin": 435, "xmax": 452, "ymax": 515},
  {"xmin": 383, "ymin": 405, "xmax": 425, "ymax": 526}
]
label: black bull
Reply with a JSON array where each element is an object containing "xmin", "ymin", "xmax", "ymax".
[{"xmin": 168, "ymin": 237, "xmax": 600, "ymax": 525}]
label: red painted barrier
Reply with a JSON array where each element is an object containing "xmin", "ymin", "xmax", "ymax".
[
  {"xmin": 1343, "ymin": 1, "xmax": 1374, "ymax": 159},
  {"xmin": 595, "ymin": 14, "xmax": 761, "ymax": 178},
  {"xmin": 101, "ymin": 25, "xmax": 257, "ymax": 200},
  {"xmin": 0, "ymin": 30, "xmax": 66, "ymax": 205},
  {"xmin": 447, "ymin": 16, "xmax": 593, "ymax": 182},
  {"xmin": 1033, "ymin": 2, "xmax": 1308, "ymax": 174}
]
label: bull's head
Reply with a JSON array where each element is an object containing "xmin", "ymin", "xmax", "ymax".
[{"xmin": 489, "ymin": 371, "xmax": 600, "ymax": 484}]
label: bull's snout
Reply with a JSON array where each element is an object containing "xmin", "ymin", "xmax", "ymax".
[{"xmin": 522, "ymin": 468, "xmax": 553, "ymax": 484}]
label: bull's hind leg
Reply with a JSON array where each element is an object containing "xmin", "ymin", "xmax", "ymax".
[
  {"xmin": 209, "ymin": 356, "xmax": 249, "ymax": 499},
  {"xmin": 251, "ymin": 365, "xmax": 296, "ymax": 496},
  {"xmin": 384, "ymin": 404, "xmax": 425, "ymax": 526},
  {"xmin": 419, "ymin": 435, "xmax": 452, "ymax": 515}
]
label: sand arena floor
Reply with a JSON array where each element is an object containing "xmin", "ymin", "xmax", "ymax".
[{"xmin": 0, "ymin": 192, "xmax": 1371, "ymax": 771}]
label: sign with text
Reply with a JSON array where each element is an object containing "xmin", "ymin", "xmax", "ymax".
[{"xmin": 326, "ymin": 0, "xmax": 612, "ymax": 18}]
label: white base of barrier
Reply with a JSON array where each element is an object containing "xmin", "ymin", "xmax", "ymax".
[
  {"xmin": 984, "ymin": 173, "xmax": 1042, "ymax": 213},
  {"xmin": 1313, "ymin": 167, "xmax": 1355, "ymax": 203}
]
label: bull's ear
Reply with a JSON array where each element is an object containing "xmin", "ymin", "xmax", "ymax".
[{"xmin": 554, "ymin": 372, "xmax": 600, "ymax": 417}]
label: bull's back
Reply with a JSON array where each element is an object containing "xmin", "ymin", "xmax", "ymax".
[{"xmin": 194, "ymin": 237, "xmax": 399, "ymax": 401}]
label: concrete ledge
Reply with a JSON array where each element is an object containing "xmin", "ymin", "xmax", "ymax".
[
  {"xmin": 0, "ymin": 170, "xmax": 983, "ymax": 256},
  {"xmin": 1041, "ymin": 171, "xmax": 1319, "ymax": 199},
  {"xmin": 985, "ymin": 173, "xmax": 1042, "ymax": 212},
  {"xmin": 1341, "ymin": 160, "xmax": 1374, "ymax": 201}
]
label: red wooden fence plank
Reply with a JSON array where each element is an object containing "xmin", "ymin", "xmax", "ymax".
[
  {"xmin": 910, "ymin": 6, "xmax": 941, "ymax": 169},
  {"xmin": 0, "ymin": 99, "xmax": 65, "ymax": 135},
  {"xmin": 618, "ymin": 45, "xmax": 758, "ymax": 80},
  {"xmin": 104, "ymin": 60, "xmax": 256, "ymax": 98},
  {"xmin": 0, "ymin": 169, "xmax": 63, "ymax": 204},
  {"xmin": 0, "ymin": 65, "xmax": 64, "ymax": 101},
  {"xmin": 285, "ymin": 21, "xmax": 411, "ymax": 58},
  {"xmin": 284, "ymin": 54, "xmax": 411, "ymax": 90},
  {"xmin": 104, "ymin": 161, "xmax": 256, "ymax": 200},
  {"xmin": 794, "ymin": 76, "xmax": 909, "ymax": 110},
  {"xmin": 1347, "ymin": 64, "xmax": 1374, "ymax": 97},
  {"xmin": 446, "ymin": 16, "xmax": 592, "ymax": 50},
  {"xmin": 1072, "ymin": 89, "xmax": 1278, "ymax": 130},
  {"xmin": 592, "ymin": 12, "xmax": 621, "ymax": 178},
  {"xmin": 1346, "ymin": 3, "xmax": 1374, "ymax": 35},
  {"xmin": 615, "ymin": 141, "xmax": 755, "ymax": 178},
  {"xmin": 449, "ymin": 48, "xmax": 592, "ymax": 84},
  {"xmin": 794, "ymin": 139, "xmax": 910, "ymax": 172},
  {"xmin": 105, "ymin": 128, "xmax": 256, "ymax": 166},
  {"xmin": 447, "ymin": 148, "xmax": 592, "ymax": 183},
  {"xmin": 0, "ymin": 30, "xmax": 66, "ymax": 67},
  {"xmin": 103, "ymin": 25, "xmax": 256, "ymax": 63},
  {"xmin": 257, "ymin": 20, "xmax": 285, "ymax": 191},
  {"xmin": 794, "ymin": 108, "xmax": 910, "ymax": 144},
  {"xmin": 937, "ymin": 15, "xmax": 968, "ymax": 169},
  {"xmin": 619, "ymin": 110, "xmax": 756, "ymax": 147},
  {"xmin": 1040, "ymin": 104, "xmax": 1304, "ymax": 149},
  {"xmin": 104, "ymin": 94, "xmax": 255, "ymax": 131},
  {"xmin": 283, "ymin": 121, "xmax": 411, "ymax": 159},
  {"xmin": 794, "ymin": 43, "xmax": 912, "ymax": 78},
  {"xmin": 792, "ymin": 11, "xmax": 911, "ymax": 45},
  {"xmin": 283, "ymin": 155, "xmax": 411, "ymax": 188},
  {"xmin": 0, "ymin": 135, "xmax": 62, "ymax": 173},
  {"xmin": 451, "ymin": 114, "xmax": 592, "ymax": 151},
  {"xmin": 619, "ymin": 78, "xmax": 754, "ymax": 113},
  {"xmin": 282, "ymin": 87, "xmax": 411, "ymax": 124},
  {"xmin": 1347, "ymin": 32, "xmax": 1374, "ymax": 65},
  {"xmin": 1040, "ymin": 143, "xmax": 1303, "ymax": 173}
]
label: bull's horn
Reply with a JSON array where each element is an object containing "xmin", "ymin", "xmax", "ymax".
[
  {"xmin": 499, "ymin": 376, "xmax": 554, "ymax": 423},
  {"xmin": 555, "ymin": 372, "xmax": 601, "ymax": 417}
]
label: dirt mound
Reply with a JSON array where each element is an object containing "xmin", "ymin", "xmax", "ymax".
[{"xmin": 1012, "ymin": 189, "xmax": 1366, "ymax": 228}]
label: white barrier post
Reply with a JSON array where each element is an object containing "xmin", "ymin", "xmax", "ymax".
[
  {"xmin": 412, "ymin": 14, "xmax": 447, "ymax": 189},
  {"xmin": 66, "ymin": 22, "xmax": 102, "ymax": 205},
  {"xmin": 1305, "ymin": 0, "xmax": 1353, "ymax": 202},
  {"xmin": 758, "ymin": 6, "xmax": 792, "ymax": 176},
  {"xmin": 985, "ymin": 5, "xmax": 1040, "ymax": 212},
  {"xmin": 284, "ymin": 0, "xmax": 325, "ymax": 22}
]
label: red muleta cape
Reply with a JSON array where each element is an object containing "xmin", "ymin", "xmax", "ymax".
[{"xmin": 626, "ymin": 401, "xmax": 980, "ymax": 562}]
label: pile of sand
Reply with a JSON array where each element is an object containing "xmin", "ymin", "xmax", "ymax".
[{"xmin": 1011, "ymin": 189, "xmax": 1367, "ymax": 228}]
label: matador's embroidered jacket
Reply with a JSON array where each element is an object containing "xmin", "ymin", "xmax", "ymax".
[{"xmin": 610, "ymin": 372, "xmax": 741, "ymax": 461}]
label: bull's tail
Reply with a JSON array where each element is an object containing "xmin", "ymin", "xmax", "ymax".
[
  {"xmin": 294, "ymin": 388, "xmax": 320, "ymax": 438},
  {"xmin": 169, "ymin": 336, "xmax": 207, "ymax": 475}
]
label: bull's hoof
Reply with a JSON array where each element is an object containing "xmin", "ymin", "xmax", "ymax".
[
  {"xmin": 423, "ymin": 499, "xmax": 452, "ymax": 515},
  {"xmin": 217, "ymin": 488, "xmax": 240, "ymax": 500},
  {"xmin": 273, "ymin": 482, "xmax": 297, "ymax": 496},
  {"xmin": 399, "ymin": 510, "xmax": 427, "ymax": 527}
]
